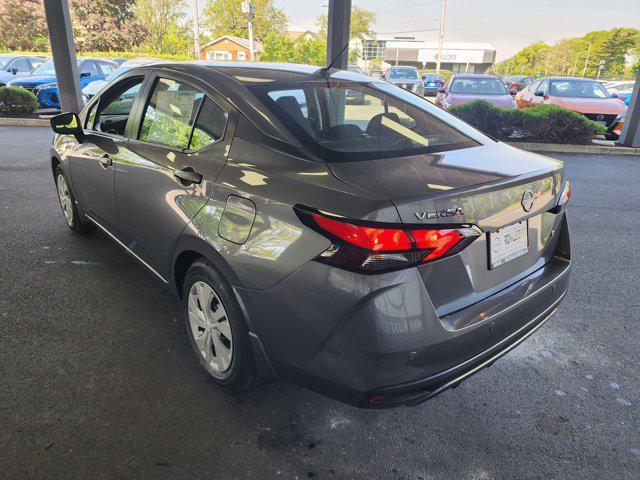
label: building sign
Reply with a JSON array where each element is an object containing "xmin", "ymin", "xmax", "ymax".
[{"xmin": 417, "ymin": 49, "xmax": 485, "ymax": 64}]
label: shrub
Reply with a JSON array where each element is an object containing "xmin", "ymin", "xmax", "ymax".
[
  {"xmin": 448, "ymin": 99, "xmax": 606, "ymax": 144},
  {"xmin": 447, "ymin": 100, "xmax": 516, "ymax": 139},
  {"xmin": 0, "ymin": 87, "xmax": 39, "ymax": 117},
  {"xmin": 514, "ymin": 104, "xmax": 606, "ymax": 144}
]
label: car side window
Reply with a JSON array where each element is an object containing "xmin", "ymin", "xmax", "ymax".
[
  {"xmin": 528, "ymin": 80, "xmax": 541, "ymax": 92},
  {"xmin": 138, "ymin": 77, "xmax": 205, "ymax": 149},
  {"xmin": 30, "ymin": 58, "xmax": 45, "ymax": 70},
  {"xmin": 189, "ymin": 96, "xmax": 229, "ymax": 150},
  {"xmin": 537, "ymin": 80, "xmax": 549, "ymax": 95},
  {"xmin": 87, "ymin": 76, "xmax": 144, "ymax": 136},
  {"xmin": 100, "ymin": 62, "xmax": 116, "ymax": 75},
  {"xmin": 9, "ymin": 58, "xmax": 30, "ymax": 72},
  {"xmin": 80, "ymin": 61, "xmax": 100, "ymax": 76}
]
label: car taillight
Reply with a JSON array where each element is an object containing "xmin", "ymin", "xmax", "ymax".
[
  {"xmin": 438, "ymin": 81, "xmax": 444, "ymax": 85},
  {"xmin": 296, "ymin": 207, "xmax": 482, "ymax": 273},
  {"xmin": 511, "ymin": 83, "xmax": 520, "ymax": 88}
]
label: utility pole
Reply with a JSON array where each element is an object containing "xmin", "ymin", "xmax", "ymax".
[
  {"xmin": 242, "ymin": 1, "xmax": 255, "ymax": 61},
  {"xmin": 435, "ymin": 0, "xmax": 446, "ymax": 74},
  {"xmin": 192, "ymin": 0, "xmax": 200, "ymax": 60},
  {"xmin": 581, "ymin": 42, "xmax": 592, "ymax": 78}
]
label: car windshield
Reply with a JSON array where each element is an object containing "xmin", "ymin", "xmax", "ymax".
[
  {"xmin": 388, "ymin": 68, "xmax": 419, "ymax": 80},
  {"xmin": 247, "ymin": 80, "xmax": 479, "ymax": 162},
  {"xmin": 450, "ymin": 77, "xmax": 507, "ymax": 95},
  {"xmin": 33, "ymin": 59, "xmax": 83, "ymax": 76},
  {"xmin": 423, "ymin": 74, "xmax": 443, "ymax": 81},
  {"xmin": 0, "ymin": 55, "xmax": 14, "ymax": 69},
  {"xmin": 550, "ymin": 80, "xmax": 612, "ymax": 98}
]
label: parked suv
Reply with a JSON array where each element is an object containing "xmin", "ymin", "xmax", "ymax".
[
  {"xmin": 50, "ymin": 63, "xmax": 572, "ymax": 407},
  {"xmin": 385, "ymin": 66, "xmax": 421, "ymax": 91}
]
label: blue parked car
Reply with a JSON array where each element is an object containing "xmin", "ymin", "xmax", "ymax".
[
  {"xmin": 412, "ymin": 73, "xmax": 445, "ymax": 96},
  {"xmin": 7, "ymin": 57, "xmax": 118, "ymax": 108},
  {"xmin": 617, "ymin": 90, "xmax": 633, "ymax": 106}
]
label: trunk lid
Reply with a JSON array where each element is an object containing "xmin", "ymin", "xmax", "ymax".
[{"xmin": 328, "ymin": 142, "xmax": 566, "ymax": 316}]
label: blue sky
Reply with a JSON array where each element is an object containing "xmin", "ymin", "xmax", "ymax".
[{"xmin": 278, "ymin": 0, "xmax": 640, "ymax": 60}]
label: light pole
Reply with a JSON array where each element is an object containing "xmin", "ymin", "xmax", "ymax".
[
  {"xmin": 241, "ymin": 0, "xmax": 255, "ymax": 61},
  {"xmin": 581, "ymin": 42, "xmax": 592, "ymax": 78},
  {"xmin": 192, "ymin": 0, "xmax": 200, "ymax": 60},
  {"xmin": 435, "ymin": 0, "xmax": 447, "ymax": 74},
  {"xmin": 571, "ymin": 45, "xmax": 589, "ymax": 77}
]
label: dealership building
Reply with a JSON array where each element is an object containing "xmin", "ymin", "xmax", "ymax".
[{"xmin": 361, "ymin": 37, "xmax": 497, "ymax": 74}]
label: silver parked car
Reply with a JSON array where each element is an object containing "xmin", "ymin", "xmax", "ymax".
[
  {"xmin": 49, "ymin": 63, "xmax": 572, "ymax": 408},
  {"xmin": 0, "ymin": 54, "xmax": 46, "ymax": 86}
]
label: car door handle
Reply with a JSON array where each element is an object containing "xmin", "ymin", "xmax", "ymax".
[
  {"xmin": 99, "ymin": 154, "xmax": 112, "ymax": 168},
  {"xmin": 174, "ymin": 168, "xmax": 202, "ymax": 185}
]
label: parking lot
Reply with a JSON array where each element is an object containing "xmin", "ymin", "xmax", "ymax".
[{"xmin": 1, "ymin": 126, "xmax": 638, "ymax": 479}]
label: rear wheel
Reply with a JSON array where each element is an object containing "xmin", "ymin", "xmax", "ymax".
[
  {"xmin": 183, "ymin": 260, "xmax": 255, "ymax": 391},
  {"xmin": 54, "ymin": 165, "xmax": 93, "ymax": 234}
]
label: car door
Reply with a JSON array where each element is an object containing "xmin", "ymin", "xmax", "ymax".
[
  {"xmin": 531, "ymin": 79, "xmax": 548, "ymax": 106},
  {"xmin": 114, "ymin": 71, "xmax": 237, "ymax": 279},
  {"xmin": 69, "ymin": 73, "xmax": 147, "ymax": 233}
]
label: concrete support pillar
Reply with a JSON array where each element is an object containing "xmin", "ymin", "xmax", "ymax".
[
  {"xmin": 618, "ymin": 69, "xmax": 640, "ymax": 147},
  {"xmin": 43, "ymin": 0, "xmax": 83, "ymax": 113},
  {"xmin": 326, "ymin": 0, "xmax": 352, "ymax": 70}
]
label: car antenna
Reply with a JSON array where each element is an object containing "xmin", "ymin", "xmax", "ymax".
[{"xmin": 315, "ymin": 42, "xmax": 350, "ymax": 77}]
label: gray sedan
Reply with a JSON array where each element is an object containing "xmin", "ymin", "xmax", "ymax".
[
  {"xmin": 49, "ymin": 62, "xmax": 572, "ymax": 408},
  {"xmin": 0, "ymin": 54, "xmax": 46, "ymax": 86}
]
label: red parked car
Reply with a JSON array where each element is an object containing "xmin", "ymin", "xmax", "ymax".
[
  {"xmin": 515, "ymin": 77, "xmax": 627, "ymax": 133},
  {"xmin": 435, "ymin": 74, "xmax": 518, "ymax": 110}
]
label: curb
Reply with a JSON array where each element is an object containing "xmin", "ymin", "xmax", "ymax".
[
  {"xmin": 0, "ymin": 117, "xmax": 50, "ymax": 127},
  {"xmin": 507, "ymin": 142, "xmax": 640, "ymax": 156}
]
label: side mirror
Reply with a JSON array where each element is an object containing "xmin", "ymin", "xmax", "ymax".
[
  {"xmin": 611, "ymin": 93, "xmax": 619, "ymax": 98},
  {"xmin": 534, "ymin": 91, "xmax": 546, "ymax": 97},
  {"xmin": 50, "ymin": 112, "xmax": 84, "ymax": 142},
  {"xmin": 79, "ymin": 72, "xmax": 91, "ymax": 78},
  {"xmin": 509, "ymin": 89, "xmax": 517, "ymax": 96}
]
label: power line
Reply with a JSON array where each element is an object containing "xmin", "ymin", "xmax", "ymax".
[{"xmin": 375, "ymin": 27, "xmax": 440, "ymax": 35}]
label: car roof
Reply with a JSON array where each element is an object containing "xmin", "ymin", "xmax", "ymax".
[
  {"xmin": 452, "ymin": 73, "xmax": 500, "ymax": 79},
  {"xmin": 389, "ymin": 65, "xmax": 418, "ymax": 69}
]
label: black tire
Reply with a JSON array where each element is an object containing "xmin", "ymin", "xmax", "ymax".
[
  {"xmin": 54, "ymin": 165, "xmax": 94, "ymax": 234},
  {"xmin": 182, "ymin": 259, "xmax": 256, "ymax": 391}
]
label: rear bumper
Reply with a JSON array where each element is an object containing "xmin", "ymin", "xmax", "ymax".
[{"xmin": 238, "ymin": 214, "xmax": 571, "ymax": 408}]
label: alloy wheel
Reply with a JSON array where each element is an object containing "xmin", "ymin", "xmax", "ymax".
[
  {"xmin": 56, "ymin": 173, "xmax": 74, "ymax": 227},
  {"xmin": 188, "ymin": 281, "xmax": 233, "ymax": 374}
]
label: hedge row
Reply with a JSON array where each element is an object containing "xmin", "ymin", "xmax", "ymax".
[
  {"xmin": 448, "ymin": 100, "xmax": 606, "ymax": 144},
  {"xmin": 0, "ymin": 50, "xmax": 193, "ymax": 61},
  {"xmin": 0, "ymin": 87, "xmax": 39, "ymax": 117}
]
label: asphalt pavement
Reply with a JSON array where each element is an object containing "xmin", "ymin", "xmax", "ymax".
[{"xmin": 1, "ymin": 126, "xmax": 638, "ymax": 479}]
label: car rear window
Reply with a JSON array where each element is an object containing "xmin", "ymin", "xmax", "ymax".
[
  {"xmin": 247, "ymin": 80, "xmax": 479, "ymax": 162},
  {"xmin": 388, "ymin": 68, "xmax": 419, "ymax": 80},
  {"xmin": 450, "ymin": 77, "xmax": 507, "ymax": 95}
]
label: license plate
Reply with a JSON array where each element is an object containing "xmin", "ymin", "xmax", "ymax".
[
  {"xmin": 488, "ymin": 220, "xmax": 528, "ymax": 269},
  {"xmin": 428, "ymin": 82, "xmax": 435, "ymax": 86}
]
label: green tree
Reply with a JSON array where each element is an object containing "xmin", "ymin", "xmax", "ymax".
[
  {"xmin": 71, "ymin": 0, "xmax": 142, "ymax": 51},
  {"xmin": 317, "ymin": 6, "xmax": 375, "ymax": 43},
  {"xmin": 202, "ymin": 0, "xmax": 287, "ymax": 42},
  {"xmin": 0, "ymin": 0, "xmax": 49, "ymax": 51},
  {"xmin": 262, "ymin": 34, "xmax": 326, "ymax": 66},
  {"xmin": 132, "ymin": 0, "xmax": 188, "ymax": 54}
]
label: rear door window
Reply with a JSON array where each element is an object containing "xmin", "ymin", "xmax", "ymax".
[
  {"xmin": 80, "ymin": 61, "xmax": 100, "ymax": 77},
  {"xmin": 138, "ymin": 77, "xmax": 228, "ymax": 150}
]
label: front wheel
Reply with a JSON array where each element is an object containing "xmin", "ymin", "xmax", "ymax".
[
  {"xmin": 183, "ymin": 260, "xmax": 256, "ymax": 391},
  {"xmin": 54, "ymin": 165, "xmax": 93, "ymax": 234}
]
